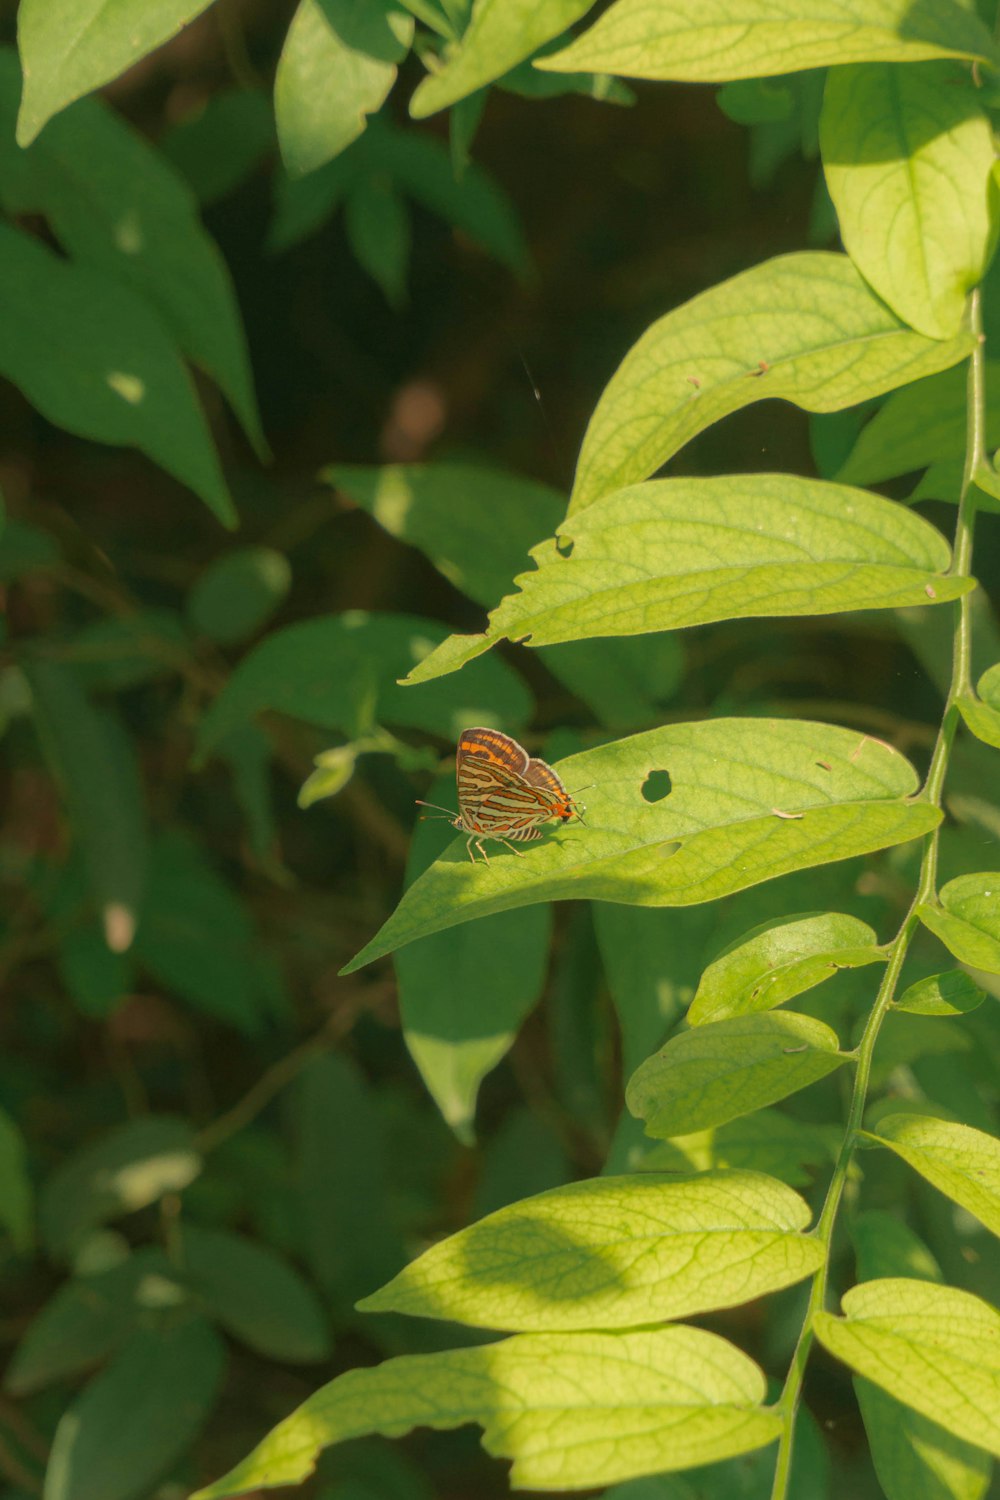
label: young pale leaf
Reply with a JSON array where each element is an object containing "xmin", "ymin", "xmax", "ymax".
[
  {"xmin": 275, "ymin": 0, "xmax": 414, "ymax": 177},
  {"xmin": 855, "ymin": 1377, "xmax": 993, "ymax": 1500},
  {"xmin": 0, "ymin": 223, "xmax": 233, "ymax": 524},
  {"xmin": 957, "ymin": 663, "xmax": 1000, "ymax": 750},
  {"xmin": 187, "ymin": 547, "xmax": 292, "ymax": 645},
  {"xmin": 39, "ymin": 1118, "xmax": 199, "ymax": 1261},
  {"xmin": 0, "ymin": 1108, "xmax": 32, "ymax": 1252},
  {"xmin": 343, "ymin": 717, "xmax": 936, "ymax": 971},
  {"xmin": 813, "ymin": 1279, "xmax": 1000, "ymax": 1457},
  {"xmin": 687, "ymin": 910, "xmax": 883, "ymax": 1026},
  {"xmin": 851, "ymin": 1210, "xmax": 943, "ymax": 1284},
  {"xmin": 15, "ymin": 0, "xmax": 217, "ymax": 145},
  {"xmin": 627, "ymin": 1011, "xmax": 848, "ymax": 1138},
  {"xmin": 24, "ymin": 660, "xmax": 147, "ymax": 954},
  {"xmin": 918, "ymin": 873, "xmax": 1000, "ymax": 974},
  {"xmin": 895, "ymin": 971, "xmax": 986, "ymax": 1017},
  {"xmin": 568, "ymin": 252, "xmax": 974, "ymax": 512},
  {"xmin": 410, "ymin": 0, "xmax": 596, "ymax": 118},
  {"xmin": 361, "ymin": 1169, "xmax": 823, "ymax": 1331},
  {"xmin": 640, "ymin": 1110, "xmax": 832, "ymax": 1189},
  {"xmin": 430, "ymin": 474, "xmax": 972, "ymax": 667},
  {"xmin": 195, "ymin": 611, "xmax": 531, "ymax": 763},
  {"xmin": 190, "ymin": 1326, "xmax": 782, "ymax": 1499},
  {"xmin": 821, "ymin": 64, "xmax": 995, "ymax": 340},
  {"xmin": 535, "ymin": 0, "xmax": 999, "ymax": 81},
  {"xmin": 836, "ymin": 364, "xmax": 1000, "ymax": 489},
  {"xmin": 181, "ymin": 1225, "xmax": 330, "ymax": 1363},
  {"xmin": 863, "ymin": 1114, "xmax": 1000, "ymax": 1240},
  {"xmin": 0, "ymin": 62, "xmax": 266, "ymax": 457},
  {"xmin": 46, "ymin": 1317, "xmax": 225, "ymax": 1500}
]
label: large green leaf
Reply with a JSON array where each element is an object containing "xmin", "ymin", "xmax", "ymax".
[
  {"xmin": 627, "ymin": 1011, "xmax": 849, "ymax": 1138},
  {"xmin": 360, "ymin": 1169, "xmax": 823, "ymax": 1330},
  {"xmin": 410, "ymin": 0, "xmax": 596, "ymax": 117},
  {"xmin": 190, "ymin": 1326, "xmax": 782, "ymax": 1498},
  {"xmin": 181, "ymin": 1225, "xmax": 330, "ymax": 1363},
  {"xmin": 958, "ymin": 663, "xmax": 1000, "ymax": 750},
  {"xmin": 195, "ymin": 611, "xmax": 532, "ymax": 762},
  {"xmin": 0, "ymin": 223, "xmax": 232, "ymax": 524},
  {"xmin": 568, "ymin": 252, "xmax": 974, "ymax": 512},
  {"xmin": 855, "ymin": 1377, "xmax": 993, "ymax": 1500},
  {"xmin": 24, "ymin": 660, "xmax": 147, "ymax": 953},
  {"xmin": 863, "ymin": 1114, "xmax": 1000, "ymax": 1239},
  {"xmin": 687, "ymin": 910, "xmax": 884, "ymax": 1025},
  {"xmin": 342, "ymin": 717, "xmax": 938, "ymax": 971},
  {"xmin": 813, "ymin": 1279, "xmax": 1000, "ymax": 1457},
  {"xmin": 404, "ymin": 474, "xmax": 972, "ymax": 682},
  {"xmin": 0, "ymin": 57, "xmax": 265, "ymax": 455},
  {"xmin": 45, "ymin": 1316, "xmax": 225, "ymax": 1500},
  {"xmin": 918, "ymin": 872, "xmax": 1000, "ymax": 974},
  {"xmin": 275, "ymin": 0, "xmax": 414, "ymax": 177},
  {"xmin": 536, "ymin": 0, "xmax": 999, "ymax": 81},
  {"xmin": 821, "ymin": 64, "xmax": 994, "ymax": 340},
  {"xmin": 38, "ymin": 1117, "xmax": 201, "ymax": 1260},
  {"xmin": 16, "ymin": 0, "xmax": 218, "ymax": 145}
]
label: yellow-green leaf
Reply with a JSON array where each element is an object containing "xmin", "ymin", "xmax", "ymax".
[
  {"xmin": 958, "ymin": 663, "xmax": 1000, "ymax": 750},
  {"xmin": 894, "ymin": 970, "xmax": 986, "ymax": 1017},
  {"xmin": 863, "ymin": 1114, "xmax": 1000, "ymax": 1240},
  {"xmin": 918, "ymin": 872, "xmax": 1000, "ymax": 974}
]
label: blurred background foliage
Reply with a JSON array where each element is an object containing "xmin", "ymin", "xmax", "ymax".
[{"xmin": 0, "ymin": 2, "xmax": 999, "ymax": 1498}]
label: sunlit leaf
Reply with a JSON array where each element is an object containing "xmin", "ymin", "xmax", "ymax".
[
  {"xmin": 863, "ymin": 1114, "xmax": 1000, "ymax": 1239},
  {"xmin": 342, "ymin": 717, "xmax": 937, "ymax": 972},
  {"xmin": 918, "ymin": 872, "xmax": 1000, "ymax": 974},
  {"xmin": 190, "ymin": 1326, "xmax": 782, "ymax": 1499},
  {"xmin": 958, "ymin": 663, "xmax": 1000, "ymax": 750},
  {"xmin": 567, "ymin": 252, "xmax": 973, "ymax": 513},
  {"xmin": 895, "ymin": 970, "xmax": 986, "ymax": 1017}
]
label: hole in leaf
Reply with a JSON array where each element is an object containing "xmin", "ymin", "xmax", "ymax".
[
  {"xmin": 642, "ymin": 769, "xmax": 672, "ymax": 803},
  {"xmin": 556, "ymin": 536, "xmax": 574, "ymax": 558}
]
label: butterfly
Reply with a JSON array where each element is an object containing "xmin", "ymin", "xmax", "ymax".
[{"xmin": 416, "ymin": 726, "xmax": 587, "ymax": 864}]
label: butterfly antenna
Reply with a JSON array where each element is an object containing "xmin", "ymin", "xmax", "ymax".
[{"xmin": 415, "ymin": 799, "xmax": 458, "ymax": 822}]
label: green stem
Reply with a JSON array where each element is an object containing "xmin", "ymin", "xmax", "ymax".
[{"xmin": 769, "ymin": 292, "xmax": 983, "ymax": 1499}]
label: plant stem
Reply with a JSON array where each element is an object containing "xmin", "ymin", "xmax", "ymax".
[{"xmin": 769, "ymin": 291, "xmax": 983, "ymax": 1500}]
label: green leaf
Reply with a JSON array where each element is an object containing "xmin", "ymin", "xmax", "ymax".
[
  {"xmin": 296, "ymin": 1054, "xmax": 405, "ymax": 1318},
  {"xmin": 45, "ymin": 1316, "xmax": 225, "ymax": 1500},
  {"xmin": 361, "ymin": 1168, "xmax": 823, "ymax": 1331},
  {"xmin": 627, "ymin": 1011, "xmax": 848, "ymax": 1138},
  {"xmin": 410, "ymin": 0, "xmax": 595, "ymax": 118},
  {"xmin": 593, "ymin": 906, "xmax": 702, "ymax": 1080},
  {"xmin": 0, "ymin": 223, "xmax": 233, "ymax": 525},
  {"xmin": 275, "ymin": 0, "xmax": 414, "ymax": 177},
  {"xmin": 918, "ymin": 872, "xmax": 1000, "ymax": 974},
  {"xmin": 39, "ymin": 1116, "xmax": 201, "ymax": 1260},
  {"xmin": 159, "ymin": 90, "xmax": 276, "ymax": 206},
  {"xmin": 420, "ymin": 475, "xmax": 973, "ymax": 671},
  {"xmin": 190, "ymin": 1326, "xmax": 782, "ymax": 1499},
  {"xmin": 134, "ymin": 832, "xmax": 281, "ymax": 1033},
  {"xmin": 0, "ymin": 57, "xmax": 266, "ymax": 457},
  {"xmin": 0, "ymin": 516, "xmax": 59, "ymax": 579},
  {"xmin": 640, "ymin": 1109, "xmax": 832, "ymax": 1189},
  {"xmin": 851, "ymin": 1209, "xmax": 942, "ymax": 1283},
  {"xmin": 895, "ymin": 970, "xmax": 986, "ymax": 1017},
  {"xmin": 813, "ymin": 1279, "xmax": 1000, "ymax": 1457},
  {"xmin": 863, "ymin": 1114, "xmax": 1000, "ymax": 1240},
  {"xmin": 568, "ymin": 252, "xmax": 974, "ymax": 513},
  {"xmin": 68, "ymin": 608, "xmax": 190, "ymax": 692},
  {"xmin": 187, "ymin": 547, "xmax": 292, "ymax": 645},
  {"xmin": 181, "ymin": 1225, "xmax": 330, "ymax": 1363},
  {"xmin": 536, "ymin": 0, "xmax": 999, "ymax": 81},
  {"xmin": 958, "ymin": 663, "xmax": 1000, "ymax": 750},
  {"xmin": 344, "ymin": 175, "xmax": 411, "ymax": 305},
  {"xmin": 0, "ymin": 1108, "xmax": 32, "ymax": 1252},
  {"xmin": 472, "ymin": 1108, "xmax": 570, "ymax": 1219},
  {"xmin": 836, "ymin": 363, "xmax": 1000, "ymax": 489},
  {"xmin": 195, "ymin": 611, "xmax": 532, "ymax": 762},
  {"xmin": 5, "ymin": 1248, "xmax": 182, "ymax": 1395},
  {"xmin": 856, "ymin": 1377, "xmax": 993, "ymax": 1500},
  {"xmin": 688, "ymin": 910, "xmax": 884, "ymax": 1025},
  {"xmin": 342, "ymin": 717, "xmax": 937, "ymax": 971},
  {"xmin": 16, "ymin": 0, "xmax": 218, "ymax": 145},
  {"xmin": 24, "ymin": 660, "xmax": 147, "ymax": 953},
  {"xmin": 821, "ymin": 63, "xmax": 994, "ymax": 340}
]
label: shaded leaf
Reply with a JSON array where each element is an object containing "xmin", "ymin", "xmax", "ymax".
[
  {"xmin": 640, "ymin": 1109, "xmax": 832, "ymax": 1190},
  {"xmin": 687, "ymin": 910, "xmax": 883, "ymax": 1025},
  {"xmin": 344, "ymin": 175, "xmax": 411, "ymax": 305},
  {"xmin": 342, "ymin": 717, "xmax": 937, "ymax": 971},
  {"xmin": 69, "ymin": 608, "xmax": 190, "ymax": 691},
  {"xmin": 187, "ymin": 547, "xmax": 292, "ymax": 645},
  {"xmin": 813, "ymin": 1279, "xmax": 1000, "ymax": 1457},
  {"xmin": 821, "ymin": 64, "xmax": 994, "ymax": 339},
  {"xmin": 361, "ymin": 1169, "xmax": 824, "ymax": 1331},
  {"xmin": 181, "ymin": 1225, "xmax": 330, "ymax": 1363},
  {"xmin": 567, "ymin": 252, "xmax": 973, "ymax": 513},
  {"xmin": 851, "ymin": 1209, "xmax": 942, "ymax": 1283},
  {"xmin": 895, "ymin": 971, "xmax": 986, "ymax": 1017},
  {"xmin": 160, "ymin": 90, "xmax": 276, "ymax": 206},
  {"xmin": 0, "ymin": 516, "xmax": 59, "ymax": 580},
  {"xmin": 918, "ymin": 872, "xmax": 1000, "ymax": 974},
  {"xmin": 593, "ymin": 905, "xmax": 701, "ymax": 1079},
  {"xmin": 472, "ymin": 1108, "xmax": 570, "ymax": 1220},
  {"xmin": 0, "ymin": 1108, "xmax": 32, "ymax": 1252},
  {"xmin": 856, "ymin": 1376, "xmax": 992, "ymax": 1500},
  {"xmin": 190, "ymin": 1326, "xmax": 782, "ymax": 1498},
  {"xmin": 958, "ymin": 663, "xmax": 1000, "ymax": 751},
  {"xmin": 627, "ymin": 1011, "xmax": 848, "ymax": 1138},
  {"xmin": 536, "ymin": 0, "xmax": 999, "ymax": 81},
  {"xmin": 863, "ymin": 1114, "xmax": 1000, "ymax": 1239}
]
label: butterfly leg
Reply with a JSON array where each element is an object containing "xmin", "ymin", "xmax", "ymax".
[
  {"xmin": 467, "ymin": 836, "xmax": 489, "ymax": 865},
  {"xmin": 494, "ymin": 836, "xmax": 525, "ymax": 858}
]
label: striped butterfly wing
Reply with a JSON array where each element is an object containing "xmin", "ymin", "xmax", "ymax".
[
  {"xmin": 524, "ymin": 757, "xmax": 575, "ymax": 820},
  {"xmin": 456, "ymin": 729, "xmax": 555, "ymax": 840}
]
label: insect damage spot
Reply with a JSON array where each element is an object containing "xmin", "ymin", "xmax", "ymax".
[
  {"xmin": 641, "ymin": 769, "xmax": 672, "ymax": 803},
  {"xmin": 556, "ymin": 536, "xmax": 575, "ymax": 558}
]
